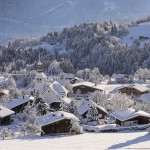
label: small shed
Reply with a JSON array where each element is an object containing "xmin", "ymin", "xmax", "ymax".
[
  {"xmin": 72, "ymin": 81, "xmax": 103, "ymax": 95},
  {"xmin": 119, "ymin": 84, "xmax": 149, "ymax": 96},
  {"xmin": 5, "ymin": 95, "xmax": 34, "ymax": 113},
  {"xmin": 37, "ymin": 111, "xmax": 79, "ymax": 135},
  {"xmin": 77, "ymin": 100, "xmax": 108, "ymax": 124},
  {"xmin": 110, "ymin": 108, "xmax": 150, "ymax": 126},
  {"xmin": 0, "ymin": 105, "xmax": 14, "ymax": 125}
]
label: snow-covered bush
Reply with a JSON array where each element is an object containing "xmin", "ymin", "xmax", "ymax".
[
  {"xmin": 70, "ymin": 118, "xmax": 83, "ymax": 134},
  {"xmin": 0, "ymin": 128, "xmax": 15, "ymax": 140},
  {"xmin": 109, "ymin": 93, "xmax": 134, "ymax": 112},
  {"xmin": 89, "ymin": 91, "xmax": 107, "ymax": 108}
]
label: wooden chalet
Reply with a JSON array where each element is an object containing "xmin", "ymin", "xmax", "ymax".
[
  {"xmin": 0, "ymin": 105, "xmax": 14, "ymax": 125},
  {"xmin": 110, "ymin": 108, "xmax": 150, "ymax": 126},
  {"xmin": 119, "ymin": 84, "xmax": 149, "ymax": 96},
  {"xmin": 37, "ymin": 111, "xmax": 79, "ymax": 135},
  {"xmin": 72, "ymin": 81, "xmax": 103, "ymax": 95},
  {"xmin": 77, "ymin": 100, "xmax": 108, "ymax": 124},
  {"xmin": 5, "ymin": 95, "xmax": 34, "ymax": 113},
  {"xmin": 115, "ymin": 74, "xmax": 129, "ymax": 83}
]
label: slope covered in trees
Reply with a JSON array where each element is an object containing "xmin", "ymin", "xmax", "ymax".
[{"xmin": 1, "ymin": 20, "xmax": 150, "ymax": 76}]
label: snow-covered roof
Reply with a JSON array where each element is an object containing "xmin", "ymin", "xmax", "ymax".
[
  {"xmin": 34, "ymin": 72, "xmax": 46, "ymax": 79},
  {"xmin": 138, "ymin": 93, "xmax": 150, "ymax": 102},
  {"xmin": 116, "ymin": 74, "xmax": 128, "ymax": 79},
  {"xmin": 37, "ymin": 111, "xmax": 79, "ymax": 127},
  {"xmin": 72, "ymin": 81, "xmax": 103, "ymax": 91},
  {"xmin": 119, "ymin": 84, "xmax": 149, "ymax": 92},
  {"xmin": 64, "ymin": 73, "xmax": 75, "ymax": 79},
  {"xmin": 57, "ymin": 79, "xmax": 66, "ymax": 85},
  {"xmin": 110, "ymin": 108, "xmax": 150, "ymax": 121},
  {"xmin": 0, "ymin": 105, "xmax": 14, "ymax": 118},
  {"xmin": 5, "ymin": 95, "xmax": 34, "ymax": 110},
  {"xmin": 52, "ymin": 81, "xmax": 68, "ymax": 95},
  {"xmin": 77, "ymin": 100, "xmax": 107, "ymax": 115},
  {"xmin": 37, "ymin": 61, "xmax": 43, "ymax": 65}
]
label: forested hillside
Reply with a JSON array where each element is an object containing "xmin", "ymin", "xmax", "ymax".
[{"xmin": 1, "ymin": 20, "xmax": 150, "ymax": 76}]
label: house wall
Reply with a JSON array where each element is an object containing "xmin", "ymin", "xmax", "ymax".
[
  {"xmin": 0, "ymin": 116, "xmax": 11, "ymax": 125},
  {"xmin": 41, "ymin": 119, "xmax": 71, "ymax": 135},
  {"xmin": 0, "ymin": 92, "xmax": 5, "ymax": 98},
  {"xmin": 119, "ymin": 87, "xmax": 149, "ymax": 96},
  {"xmin": 50, "ymin": 102, "xmax": 61, "ymax": 110},
  {"xmin": 12, "ymin": 101, "xmax": 31, "ymax": 114},
  {"xmin": 116, "ymin": 116, "xmax": 150, "ymax": 126}
]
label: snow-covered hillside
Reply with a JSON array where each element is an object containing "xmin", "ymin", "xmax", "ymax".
[
  {"xmin": 121, "ymin": 22, "xmax": 150, "ymax": 46},
  {"xmin": 0, "ymin": 132, "xmax": 149, "ymax": 150},
  {"xmin": 1, "ymin": 0, "xmax": 150, "ymax": 44}
]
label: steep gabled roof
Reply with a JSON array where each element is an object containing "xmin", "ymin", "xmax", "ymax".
[
  {"xmin": 77, "ymin": 100, "xmax": 107, "ymax": 115},
  {"xmin": 5, "ymin": 95, "xmax": 34, "ymax": 110},
  {"xmin": 0, "ymin": 105, "xmax": 14, "ymax": 118},
  {"xmin": 110, "ymin": 108, "xmax": 150, "ymax": 121},
  {"xmin": 52, "ymin": 81, "xmax": 68, "ymax": 95},
  {"xmin": 37, "ymin": 111, "xmax": 79, "ymax": 127}
]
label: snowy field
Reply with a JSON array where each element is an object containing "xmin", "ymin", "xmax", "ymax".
[
  {"xmin": 121, "ymin": 22, "xmax": 150, "ymax": 46},
  {"xmin": 1, "ymin": 131, "xmax": 150, "ymax": 150}
]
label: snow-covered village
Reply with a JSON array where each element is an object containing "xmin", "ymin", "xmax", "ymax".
[{"xmin": 1, "ymin": 0, "xmax": 150, "ymax": 150}]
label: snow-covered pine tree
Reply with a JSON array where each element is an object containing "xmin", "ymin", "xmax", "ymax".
[
  {"xmin": 85, "ymin": 104, "xmax": 100, "ymax": 125},
  {"xmin": 34, "ymin": 94, "xmax": 50, "ymax": 116}
]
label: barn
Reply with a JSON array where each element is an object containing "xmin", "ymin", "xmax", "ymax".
[
  {"xmin": 5, "ymin": 95, "xmax": 34, "ymax": 113},
  {"xmin": 110, "ymin": 108, "xmax": 150, "ymax": 126},
  {"xmin": 0, "ymin": 105, "xmax": 14, "ymax": 125},
  {"xmin": 72, "ymin": 81, "xmax": 103, "ymax": 95},
  {"xmin": 37, "ymin": 111, "xmax": 79, "ymax": 135},
  {"xmin": 119, "ymin": 84, "xmax": 149, "ymax": 96},
  {"xmin": 77, "ymin": 100, "xmax": 108, "ymax": 124}
]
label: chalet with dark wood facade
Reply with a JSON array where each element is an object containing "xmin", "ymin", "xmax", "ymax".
[
  {"xmin": 37, "ymin": 111, "xmax": 79, "ymax": 135},
  {"xmin": 72, "ymin": 81, "xmax": 103, "ymax": 95},
  {"xmin": 77, "ymin": 100, "xmax": 108, "ymax": 124},
  {"xmin": 119, "ymin": 84, "xmax": 149, "ymax": 96},
  {"xmin": 0, "ymin": 105, "xmax": 14, "ymax": 125},
  {"xmin": 110, "ymin": 108, "xmax": 150, "ymax": 126},
  {"xmin": 5, "ymin": 95, "xmax": 34, "ymax": 114}
]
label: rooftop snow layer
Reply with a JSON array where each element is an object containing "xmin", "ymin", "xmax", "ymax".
[
  {"xmin": 116, "ymin": 74, "xmax": 128, "ymax": 79},
  {"xmin": 77, "ymin": 100, "xmax": 107, "ymax": 115},
  {"xmin": 37, "ymin": 111, "xmax": 79, "ymax": 127},
  {"xmin": 138, "ymin": 93, "xmax": 150, "ymax": 102},
  {"xmin": 119, "ymin": 84, "xmax": 149, "ymax": 92},
  {"xmin": 72, "ymin": 81, "xmax": 103, "ymax": 91},
  {"xmin": 110, "ymin": 108, "xmax": 150, "ymax": 121},
  {"xmin": 5, "ymin": 95, "xmax": 34, "ymax": 110},
  {"xmin": 0, "ymin": 105, "xmax": 14, "ymax": 118},
  {"xmin": 52, "ymin": 81, "xmax": 68, "ymax": 95}
]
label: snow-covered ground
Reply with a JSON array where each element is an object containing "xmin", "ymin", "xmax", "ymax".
[
  {"xmin": 0, "ymin": 131, "xmax": 150, "ymax": 150},
  {"xmin": 121, "ymin": 22, "xmax": 150, "ymax": 46}
]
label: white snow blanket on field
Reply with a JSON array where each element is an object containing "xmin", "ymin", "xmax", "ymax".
[{"xmin": 0, "ymin": 131, "xmax": 150, "ymax": 150}]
